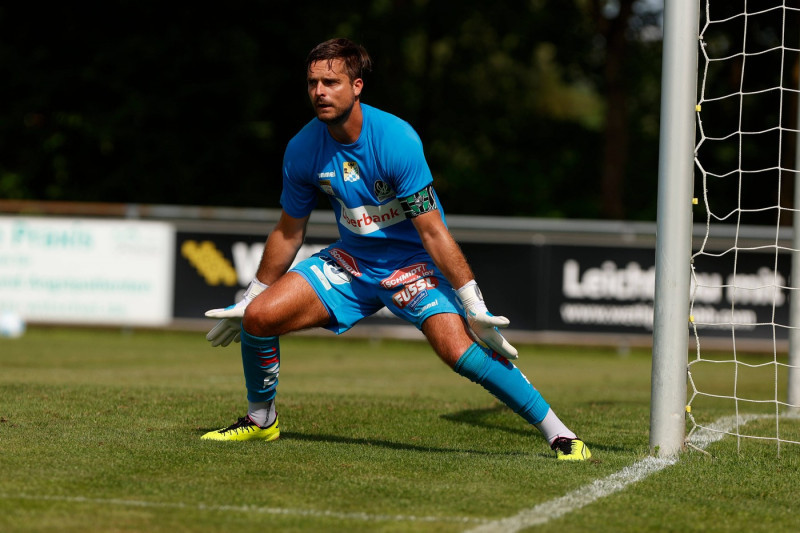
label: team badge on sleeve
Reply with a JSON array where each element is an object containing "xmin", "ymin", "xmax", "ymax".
[{"xmin": 399, "ymin": 185, "xmax": 437, "ymax": 217}]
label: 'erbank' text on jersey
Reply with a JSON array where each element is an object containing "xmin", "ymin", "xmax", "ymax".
[{"xmin": 281, "ymin": 104, "xmax": 445, "ymax": 263}]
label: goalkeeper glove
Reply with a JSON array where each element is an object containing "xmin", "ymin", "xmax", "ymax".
[
  {"xmin": 205, "ymin": 278, "xmax": 268, "ymax": 347},
  {"xmin": 456, "ymin": 280, "xmax": 519, "ymax": 360}
]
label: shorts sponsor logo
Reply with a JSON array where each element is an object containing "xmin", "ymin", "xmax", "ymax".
[
  {"xmin": 420, "ymin": 300, "xmax": 439, "ymax": 313},
  {"xmin": 327, "ymin": 248, "xmax": 362, "ymax": 277},
  {"xmin": 322, "ymin": 259, "xmax": 352, "ymax": 285},
  {"xmin": 392, "ymin": 277, "xmax": 439, "ymax": 309},
  {"xmin": 380, "ymin": 263, "xmax": 434, "ymax": 289}
]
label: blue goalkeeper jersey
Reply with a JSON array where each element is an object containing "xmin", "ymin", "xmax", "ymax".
[{"xmin": 280, "ymin": 104, "xmax": 444, "ymax": 266}]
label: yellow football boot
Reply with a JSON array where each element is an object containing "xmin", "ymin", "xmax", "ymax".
[
  {"xmin": 201, "ymin": 415, "xmax": 280, "ymax": 442},
  {"xmin": 551, "ymin": 437, "xmax": 592, "ymax": 461}
]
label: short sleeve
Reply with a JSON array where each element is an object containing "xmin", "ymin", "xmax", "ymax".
[
  {"xmin": 377, "ymin": 119, "xmax": 434, "ymax": 198},
  {"xmin": 280, "ymin": 130, "xmax": 320, "ymax": 218}
]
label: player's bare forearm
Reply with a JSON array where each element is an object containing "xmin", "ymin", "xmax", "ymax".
[
  {"xmin": 255, "ymin": 210, "xmax": 310, "ymax": 285},
  {"xmin": 411, "ymin": 211, "xmax": 474, "ymax": 290}
]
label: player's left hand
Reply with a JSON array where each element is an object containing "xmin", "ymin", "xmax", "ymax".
[
  {"xmin": 205, "ymin": 318, "xmax": 242, "ymax": 348},
  {"xmin": 204, "ymin": 278, "xmax": 268, "ymax": 347},
  {"xmin": 456, "ymin": 280, "xmax": 519, "ymax": 360}
]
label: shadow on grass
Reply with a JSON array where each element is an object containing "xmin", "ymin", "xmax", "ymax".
[
  {"xmin": 441, "ymin": 405, "xmax": 626, "ymax": 458},
  {"xmin": 276, "ymin": 431, "xmax": 527, "ymax": 456},
  {"xmin": 273, "ymin": 405, "xmax": 531, "ymax": 454},
  {"xmin": 194, "ymin": 423, "xmax": 524, "ymax": 456},
  {"xmin": 440, "ymin": 405, "xmax": 532, "ymax": 437}
]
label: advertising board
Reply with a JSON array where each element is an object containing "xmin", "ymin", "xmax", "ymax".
[
  {"xmin": 0, "ymin": 216, "xmax": 174, "ymax": 326},
  {"xmin": 174, "ymin": 230, "xmax": 791, "ymax": 342}
]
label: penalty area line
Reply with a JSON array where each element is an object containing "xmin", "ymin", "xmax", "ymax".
[{"xmin": 464, "ymin": 414, "xmax": 763, "ymax": 533}]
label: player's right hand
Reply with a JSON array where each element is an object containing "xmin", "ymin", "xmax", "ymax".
[{"xmin": 205, "ymin": 278, "xmax": 268, "ymax": 347}]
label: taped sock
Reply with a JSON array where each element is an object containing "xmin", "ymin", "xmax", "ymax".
[{"xmin": 240, "ymin": 328, "xmax": 280, "ymax": 406}]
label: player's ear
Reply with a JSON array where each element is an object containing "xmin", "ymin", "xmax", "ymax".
[{"xmin": 352, "ymin": 78, "xmax": 363, "ymax": 98}]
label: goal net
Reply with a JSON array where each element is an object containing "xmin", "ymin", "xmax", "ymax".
[{"xmin": 688, "ymin": 0, "xmax": 800, "ymax": 453}]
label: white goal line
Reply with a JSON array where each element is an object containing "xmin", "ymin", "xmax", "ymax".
[{"xmin": 464, "ymin": 413, "xmax": 790, "ymax": 533}]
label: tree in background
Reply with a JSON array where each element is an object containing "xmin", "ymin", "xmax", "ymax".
[{"xmin": 0, "ymin": 1, "xmax": 666, "ymax": 220}]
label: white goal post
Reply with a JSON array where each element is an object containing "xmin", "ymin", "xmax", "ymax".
[
  {"xmin": 650, "ymin": 0, "xmax": 701, "ymax": 457},
  {"xmin": 651, "ymin": 0, "xmax": 800, "ymax": 456}
]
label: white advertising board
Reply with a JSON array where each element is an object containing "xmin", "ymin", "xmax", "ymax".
[{"xmin": 0, "ymin": 216, "xmax": 174, "ymax": 326}]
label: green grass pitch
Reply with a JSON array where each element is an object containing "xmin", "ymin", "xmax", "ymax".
[{"xmin": 1, "ymin": 327, "xmax": 798, "ymax": 532}]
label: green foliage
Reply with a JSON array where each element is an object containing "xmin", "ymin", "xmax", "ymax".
[
  {"xmin": 0, "ymin": 1, "xmax": 665, "ymax": 220},
  {"xmin": 1, "ymin": 327, "xmax": 798, "ymax": 532}
]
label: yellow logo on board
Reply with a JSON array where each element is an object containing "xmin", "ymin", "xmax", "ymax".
[{"xmin": 181, "ymin": 240, "xmax": 237, "ymax": 286}]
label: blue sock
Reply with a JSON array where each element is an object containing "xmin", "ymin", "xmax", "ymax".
[
  {"xmin": 240, "ymin": 327, "xmax": 280, "ymax": 403},
  {"xmin": 454, "ymin": 343, "xmax": 550, "ymax": 425}
]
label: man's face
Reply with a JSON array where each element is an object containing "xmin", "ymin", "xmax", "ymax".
[{"xmin": 307, "ymin": 58, "xmax": 362, "ymax": 125}]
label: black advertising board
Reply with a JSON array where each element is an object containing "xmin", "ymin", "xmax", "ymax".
[
  {"xmin": 458, "ymin": 242, "xmax": 539, "ymax": 330},
  {"xmin": 543, "ymin": 245, "xmax": 658, "ymax": 334},
  {"xmin": 542, "ymin": 245, "xmax": 790, "ymax": 340},
  {"xmin": 173, "ymin": 231, "xmax": 331, "ymax": 319},
  {"xmin": 174, "ymin": 231, "xmax": 791, "ymax": 341}
]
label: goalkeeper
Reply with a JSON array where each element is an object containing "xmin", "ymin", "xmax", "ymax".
[{"xmin": 202, "ymin": 38, "xmax": 591, "ymax": 461}]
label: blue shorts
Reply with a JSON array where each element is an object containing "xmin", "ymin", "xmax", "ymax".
[{"xmin": 290, "ymin": 243, "xmax": 465, "ymax": 334}]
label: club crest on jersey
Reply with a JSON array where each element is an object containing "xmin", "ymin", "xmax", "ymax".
[
  {"xmin": 374, "ymin": 180, "xmax": 395, "ymax": 202},
  {"xmin": 343, "ymin": 161, "xmax": 360, "ymax": 183}
]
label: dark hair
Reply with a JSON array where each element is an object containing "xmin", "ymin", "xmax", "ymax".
[{"xmin": 306, "ymin": 38, "xmax": 372, "ymax": 82}]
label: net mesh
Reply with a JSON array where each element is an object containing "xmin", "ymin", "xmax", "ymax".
[{"xmin": 689, "ymin": 0, "xmax": 800, "ymax": 452}]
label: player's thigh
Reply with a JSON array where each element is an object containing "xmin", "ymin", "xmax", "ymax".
[
  {"xmin": 421, "ymin": 313, "xmax": 476, "ymax": 368},
  {"xmin": 242, "ymin": 272, "xmax": 330, "ymax": 337}
]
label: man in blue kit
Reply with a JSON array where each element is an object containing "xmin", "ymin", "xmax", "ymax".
[{"xmin": 202, "ymin": 38, "xmax": 591, "ymax": 460}]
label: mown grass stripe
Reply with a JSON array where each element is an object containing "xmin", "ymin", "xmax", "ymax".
[
  {"xmin": 0, "ymin": 415, "xmax": 763, "ymax": 531},
  {"xmin": 0, "ymin": 415, "xmax": 788, "ymax": 530},
  {"xmin": 0, "ymin": 493, "xmax": 489, "ymax": 525}
]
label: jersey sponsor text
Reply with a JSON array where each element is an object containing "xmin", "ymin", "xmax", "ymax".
[{"xmin": 337, "ymin": 199, "xmax": 406, "ymax": 235}]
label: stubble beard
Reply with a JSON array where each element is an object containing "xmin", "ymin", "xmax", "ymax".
[{"xmin": 316, "ymin": 99, "xmax": 354, "ymax": 126}]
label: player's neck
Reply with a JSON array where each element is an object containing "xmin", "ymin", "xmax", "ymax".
[{"xmin": 327, "ymin": 101, "xmax": 363, "ymax": 144}]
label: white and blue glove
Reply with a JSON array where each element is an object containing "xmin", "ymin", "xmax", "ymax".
[
  {"xmin": 456, "ymin": 280, "xmax": 518, "ymax": 360},
  {"xmin": 205, "ymin": 278, "xmax": 268, "ymax": 347}
]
